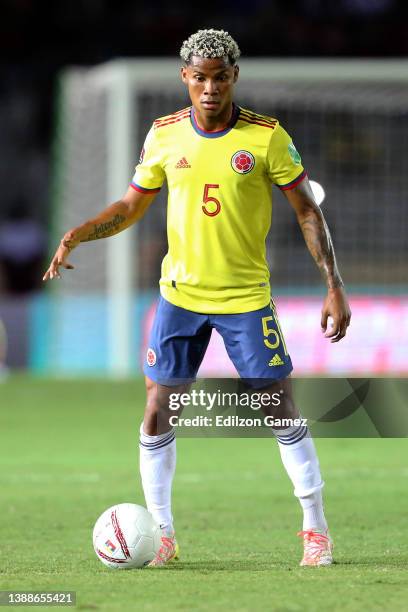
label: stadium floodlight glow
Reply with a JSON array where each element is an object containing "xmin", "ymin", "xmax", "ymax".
[{"xmin": 309, "ymin": 180, "xmax": 326, "ymax": 206}]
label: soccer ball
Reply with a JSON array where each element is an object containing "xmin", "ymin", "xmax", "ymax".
[{"xmin": 92, "ymin": 503, "xmax": 161, "ymax": 569}]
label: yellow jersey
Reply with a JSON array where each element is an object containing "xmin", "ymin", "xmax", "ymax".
[{"xmin": 131, "ymin": 105, "xmax": 306, "ymax": 314}]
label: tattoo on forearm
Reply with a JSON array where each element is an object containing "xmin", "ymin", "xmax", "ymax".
[
  {"xmin": 299, "ymin": 209, "xmax": 343, "ymax": 289},
  {"xmin": 86, "ymin": 214, "xmax": 126, "ymax": 241}
]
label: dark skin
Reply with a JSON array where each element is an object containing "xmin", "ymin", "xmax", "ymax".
[
  {"xmin": 180, "ymin": 56, "xmax": 239, "ymax": 131},
  {"xmin": 286, "ymin": 178, "xmax": 351, "ymax": 343},
  {"xmin": 44, "ymin": 55, "xmax": 351, "ymax": 434}
]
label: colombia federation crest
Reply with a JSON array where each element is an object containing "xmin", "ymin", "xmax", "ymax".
[
  {"xmin": 146, "ymin": 348, "xmax": 156, "ymax": 366},
  {"xmin": 231, "ymin": 150, "xmax": 255, "ymax": 174}
]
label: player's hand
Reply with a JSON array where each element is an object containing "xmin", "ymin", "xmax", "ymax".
[
  {"xmin": 321, "ymin": 287, "xmax": 351, "ymax": 343},
  {"xmin": 42, "ymin": 240, "xmax": 76, "ymax": 281}
]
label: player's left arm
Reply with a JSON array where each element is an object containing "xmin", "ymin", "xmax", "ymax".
[{"xmin": 283, "ymin": 176, "xmax": 351, "ymax": 342}]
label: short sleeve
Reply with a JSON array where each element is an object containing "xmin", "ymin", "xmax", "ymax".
[
  {"xmin": 267, "ymin": 124, "xmax": 306, "ymax": 190},
  {"xmin": 130, "ymin": 126, "xmax": 165, "ymax": 194}
]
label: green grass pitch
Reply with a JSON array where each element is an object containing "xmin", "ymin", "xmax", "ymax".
[{"xmin": 1, "ymin": 376, "xmax": 408, "ymax": 611}]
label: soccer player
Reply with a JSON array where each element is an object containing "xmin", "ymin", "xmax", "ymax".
[{"xmin": 44, "ymin": 29, "xmax": 351, "ymax": 567}]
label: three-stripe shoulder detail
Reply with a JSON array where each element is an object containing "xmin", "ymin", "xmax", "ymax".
[
  {"xmin": 154, "ymin": 107, "xmax": 191, "ymax": 129},
  {"xmin": 239, "ymin": 108, "xmax": 278, "ymax": 129}
]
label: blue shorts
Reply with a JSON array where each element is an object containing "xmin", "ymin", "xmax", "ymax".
[{"xmin": 143, "ymin": 297, "xmax": 293, "ymax": 388}]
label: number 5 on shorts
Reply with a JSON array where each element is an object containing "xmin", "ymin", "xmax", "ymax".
[{"xmin": 262, "ymin": 312, "xmax": 288, "ymax": 355}]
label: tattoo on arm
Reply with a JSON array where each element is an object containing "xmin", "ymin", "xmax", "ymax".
[
  {"xmin": 86, "ymin": 213, "xmax": 127, "ymax": 241},
  {"xmin": 299, "ymin": 207, "xmax": 343, "ymax": 289}
]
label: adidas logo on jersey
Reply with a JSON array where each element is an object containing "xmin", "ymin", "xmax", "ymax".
[
  {"xmin": 268, "ymin": 353, "xmax": 285, "ymax": 367},
  {"xmin": 175, "ymin": 157, "xmax": 191, "ymax": 169}
]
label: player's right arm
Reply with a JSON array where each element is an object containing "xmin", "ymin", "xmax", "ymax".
[
  {"xmin": 42, "ymin": 187, "xmax": 156, "ymax": 281},
  {"xmin": 44, "ymin": 123, "xmax": 165, "ymax": 282}
]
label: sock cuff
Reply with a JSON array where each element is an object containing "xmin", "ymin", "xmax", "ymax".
[
  {"xmin": 272, "ymin": 419, "xmax": 309, "ymax": 445},
  {"xmin": 139, "ymin": 423, "xmax": 175, "ymax": 450}
]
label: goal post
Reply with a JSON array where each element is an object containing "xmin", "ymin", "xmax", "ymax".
[
  {"xmin": 105, "ymin": 63, "xmax": 133, "ymax": 376},
  {"xmin": 50, "ymin": 58, "xmax": 408, "ymax": 376}
]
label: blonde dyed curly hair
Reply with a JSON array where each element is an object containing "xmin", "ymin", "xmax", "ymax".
[{"xmin": 180, "ymin": 29, "xmax": 241, "ymax": 65}]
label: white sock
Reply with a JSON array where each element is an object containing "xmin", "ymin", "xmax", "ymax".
[
  {"xmin": 139, "ymin": 423, "xmax": 176, "ymax": 536},
  {"xmin": 273, "ymin": 423, "xmax": 328, "ymax": 532}
]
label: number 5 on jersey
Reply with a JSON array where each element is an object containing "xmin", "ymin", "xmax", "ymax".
[{"xmin": 202, "ymin": 184, "xmax": 221, "ymax": 217}]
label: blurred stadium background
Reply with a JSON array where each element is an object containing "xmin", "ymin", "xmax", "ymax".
[{"xmin": 0, "ymin": 0, "xmax": 407, "ymax": 378}]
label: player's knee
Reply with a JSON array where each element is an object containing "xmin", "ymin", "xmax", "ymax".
[
  {"xmin": 145, "ymin": 375, "xmax": 156, "ymax": 400},
  {"xmin": 143, "ymin": 377, "xmax": 175, "ymax": 435},
  {"xmin": 145, "ymin": 376, "xmax": 165, "ymax": 415},
  {"xmin": 260, "ymin": 377, "xmax": 299, "ymax": 419}
]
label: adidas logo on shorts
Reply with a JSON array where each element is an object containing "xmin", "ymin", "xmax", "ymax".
[{"xmin": 269, "ymin": 353, "xmax": 284, "ymax": 367}]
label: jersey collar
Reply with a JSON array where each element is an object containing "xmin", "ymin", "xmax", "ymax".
[{"xmin": 190, "ymin": 104, "xmax": 240, "ymax": 138}]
